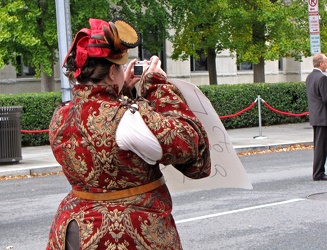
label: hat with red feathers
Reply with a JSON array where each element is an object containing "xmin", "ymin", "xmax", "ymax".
[{"xmin": 64, "ymin": 17, "xmax": 140, "ymax": 78}]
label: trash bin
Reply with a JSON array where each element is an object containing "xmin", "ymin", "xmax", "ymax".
[{"xmin": 0, "ymin": 106, "xmax": 23, "ymax": 163}]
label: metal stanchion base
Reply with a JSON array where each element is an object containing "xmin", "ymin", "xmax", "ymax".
[{"xmin": 253, "ymin": 135, "xmax": 268, "ymax": 139}]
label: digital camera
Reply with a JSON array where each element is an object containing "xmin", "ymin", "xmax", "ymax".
[{"xmin": 134, "ymin": 61, "xmax": 145, "ymax": 77}]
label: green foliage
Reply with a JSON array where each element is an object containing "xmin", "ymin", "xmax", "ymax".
[
  {"xmin": 0, "ymin": 0, "xmax": 57, "ymax": 76},
  {"xmin": 0, "ymin": 92, "xmax": 61, "ymax": 146},
  {"xmin": 0, "ymin": 0, "xmax": 121, "ymax": 77},
  {"xmin": 233, "ymin": 0, "xmax": 314, "ymax": 63},
  {"xmin": 69, "ymin": 0, "xmax": 112, "ymax": 33},
  {"xmin": 169, "ymin": 0, "xmax": 229, "ymax": 60}
]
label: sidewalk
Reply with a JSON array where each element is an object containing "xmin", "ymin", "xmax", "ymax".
[{"xmin": 0, "ymin": 122, "xmax": 313, "ymax": 177}]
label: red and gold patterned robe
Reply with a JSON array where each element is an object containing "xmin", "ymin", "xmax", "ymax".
[{"xmin": 46, "ymin": 73, "xmax": 211, "ymax": 249}]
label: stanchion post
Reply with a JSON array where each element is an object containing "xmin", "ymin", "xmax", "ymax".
[
  {"xmin": 254, "ymin": 95, "xmax": 267, "ymax": 139},
  {"xmin": 258, "ymin": 95, "xmax": 263, "ymax": 136}
]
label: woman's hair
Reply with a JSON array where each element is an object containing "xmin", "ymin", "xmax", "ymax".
[{"xmin": 64, "ymin": 52, "xmax": 119, "ymax": 84}]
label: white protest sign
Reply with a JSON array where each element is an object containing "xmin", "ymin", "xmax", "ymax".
[{"xmin": 160, "ymin": 79, "xmax": 253, "ymax": 191}]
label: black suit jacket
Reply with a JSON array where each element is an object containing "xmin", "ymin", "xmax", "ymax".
[{"xmin": 306, "ymin": 69, "xmax": 327, "ymax": 126}]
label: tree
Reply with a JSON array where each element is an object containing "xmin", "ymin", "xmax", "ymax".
[
  {"xmin": 0, "ymin": 0, "xmax": 57, "ymax": 91},
  {"xmin": 169, "ymin": 0, "xmax": 229, "ymax": 85},
  {"xmin": 226, "ymin": 0, "xmax": 314, "ymax": 83},
  {"xmin": 169, "ymin": 0, "xmax": 327, "ymax": 83}
]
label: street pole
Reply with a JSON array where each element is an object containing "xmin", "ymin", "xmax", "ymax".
[
  {"xmin": 55, "ymin": 0, "xmax": 72, "ymax": 191},
  {"xmin": 55, "ymin": 0, "xmax": 72, "ymax": 102}
]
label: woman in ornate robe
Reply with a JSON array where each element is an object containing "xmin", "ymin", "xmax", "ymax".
[{"xmin": 46, "ymin": 17, "xmax": 211, "ymax": 250}]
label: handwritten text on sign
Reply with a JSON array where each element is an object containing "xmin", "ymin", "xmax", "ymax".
[{"xmin": 160, "ymin": 79, "xmax": 253, "ymax": 192}]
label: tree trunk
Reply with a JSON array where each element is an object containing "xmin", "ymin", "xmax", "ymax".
[
  {"xmin": 252, "ymin": 3, "xmax": 266, "ymax": 83},
  {"xmin": 253, "ymin": 57, "xmax": 265, "ymax": 83},
  {"xmin": 207, "ymin": 48, "xmax": 217, "ymax": 85},
  {"xmin": 40, "ymin": 64, "xmax": 55, "ymax": 92}
]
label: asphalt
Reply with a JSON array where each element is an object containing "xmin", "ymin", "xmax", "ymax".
[{"xmin": 0, "ymin": 122, "xmax": 314, "ymax": 177}]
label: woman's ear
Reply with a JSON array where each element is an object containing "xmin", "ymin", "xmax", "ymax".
[{"xmin": 108, "ymin": 64, "xmax": 116, "ymax": 81}]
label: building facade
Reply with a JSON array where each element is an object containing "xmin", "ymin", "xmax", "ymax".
[{"xmin": 0, "ymin": 40, "xmax": 313, "ymax": 95}]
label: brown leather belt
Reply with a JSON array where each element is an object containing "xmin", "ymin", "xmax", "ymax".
[{"xmin": 72, "ymin": 176, "xmax": 165, "ymax": 201}]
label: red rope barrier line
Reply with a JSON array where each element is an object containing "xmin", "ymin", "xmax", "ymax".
[
  {"xmin": 21, "ymin": 129, "xmax": 49, "ymax": 134},
  {"xmin": 263, "ymin": 102, "xmax": 309, "ymax": 117},
  {"xmin": 220, "ymin": 101, "xmax": 257, "ymax": 119},
  {"xmin": 19, "ymin": 98, "xmax": 308, "ymax": 134}
]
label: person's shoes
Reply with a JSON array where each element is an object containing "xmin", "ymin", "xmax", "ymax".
[{"xmin": 313, "ymin": 175, "xmax": 327, "ymax": 181}]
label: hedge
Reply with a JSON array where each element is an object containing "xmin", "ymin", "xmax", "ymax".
[
  {"xmin": 0, "ymin": 92, "xmax": 62, "ymax": 146},
  {"xmin": 0, "ymin": 81, "xmax": 309, "ymax": 146}
]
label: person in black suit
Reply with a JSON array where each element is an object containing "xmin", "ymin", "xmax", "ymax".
[{"xmin": 306, "ymin": 53, "xmax": 327, "ymax": 181}]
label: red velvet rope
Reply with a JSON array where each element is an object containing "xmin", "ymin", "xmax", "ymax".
[
  {"xmin": 21, "ymin": 129, "xmax": 49, "ymax": 134},
  {"xmin": 220, "ymin": 101, "xmax": 257, "ymax": 119},
  {"xmin": 263, "ymin": 102, "xmax": 309, "ymax": 117}
]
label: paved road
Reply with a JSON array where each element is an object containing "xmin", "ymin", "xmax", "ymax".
[
  {"xmin": 176, "ymin": 149, "xmax": 327, "ymax": 250},
  {"xmin": 1, "ymin": 148, "xmax": 327, "ymax": 250}
]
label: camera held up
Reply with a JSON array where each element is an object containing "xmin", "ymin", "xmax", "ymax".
[{"xmin": 134, "ymin": 61, "xmax": 146, "ymax": 77}]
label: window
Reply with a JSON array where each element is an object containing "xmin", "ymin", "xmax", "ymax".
[
  {"xmin": 191, "ymin": 50, "xmax": 208, "ymax": 71},
  {"xmin": 278, "ymin": 57, "xmax": 283, "ymax": 70},
  {"xmin": 16, "ymin": 56, "xmax": 35, "ymax": 77},
  {"xmin": 237, "ymin": 62, "xmax": 253, "ymax": 71}
]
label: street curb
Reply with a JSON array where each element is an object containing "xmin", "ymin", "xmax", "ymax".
[
  {"xmin": 234, "ymin": 141, "xmax": 313, "ymax": 154},
  {"xmin": 0, "ymin": 165, "xmax": 62, "ymax": 177}
]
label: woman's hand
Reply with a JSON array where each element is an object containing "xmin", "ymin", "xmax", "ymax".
[
  {"xmin": 124, "ymin": 59, "xmax": 140, "ymax": 89},
  {"xmin": 124, "ymin": 56, "xmax": 167, "ymax": 89},
  {"xmin": 146, "ymin": 56, "xmax": 167, "ymax": 78}
]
